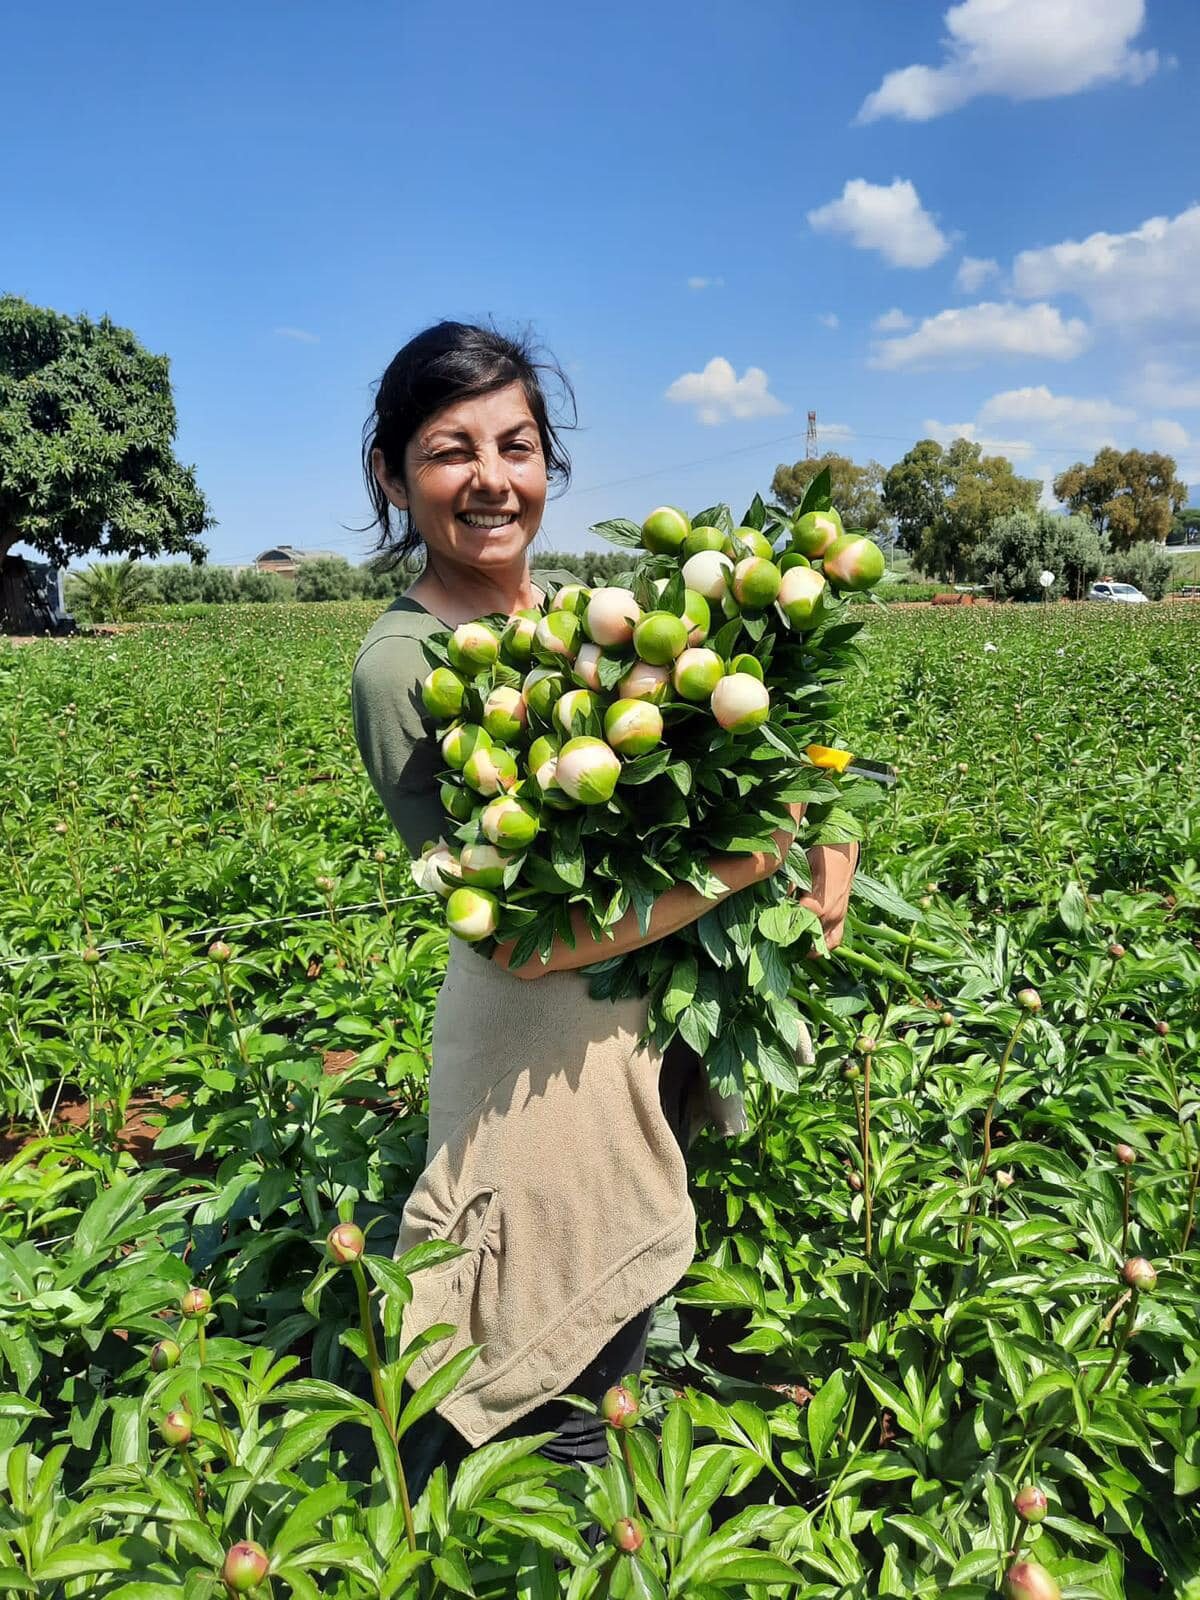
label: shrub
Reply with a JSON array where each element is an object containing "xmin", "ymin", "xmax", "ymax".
[
  {"xmin": 973, "ymin": 511, "xmax": 1105, "ymax": 601},
  {"xmin": 1105, "ymin": 540, "xmax": 1173, "ymax": 600},
  {"xmin": 152, "ymin": 563, "xmax": 206, "ymax": 604},
  {"xmin": 199, "ymin": 566, "xmax": 238, "ymax": 605},
  {"xmin": 235, "ymin": 568, "xmax": 290, "ymax": 603},
  {"xmin": 294, "ymin": 556, "xmax": 359, "ymax": 602}
]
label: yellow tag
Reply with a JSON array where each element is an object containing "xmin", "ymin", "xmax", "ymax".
[{"xmin": 805, "ymin": 744, "xmax": 854, "ymax": 773}]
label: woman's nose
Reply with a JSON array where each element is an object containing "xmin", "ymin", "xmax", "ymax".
[{"xmin": 473, "ymin": 445, "xmax": 508, "ymax": 495}]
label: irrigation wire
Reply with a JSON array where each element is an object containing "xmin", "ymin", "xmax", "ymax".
[{"xmin": 0, "ymin": 894, "xmax": 435, "ymax": 971}]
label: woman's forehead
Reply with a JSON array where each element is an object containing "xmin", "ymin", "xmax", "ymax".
[{"xmin": 420, "ymin": 384, "xmax": 535, "ymax": 443}]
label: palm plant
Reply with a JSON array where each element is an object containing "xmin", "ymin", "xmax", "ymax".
[{"xmin": 68, "ymin": 559, "xmax": 155, "ymax": 622}]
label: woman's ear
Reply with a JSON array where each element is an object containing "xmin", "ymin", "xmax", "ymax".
[{"xmin": 372, "ymin": 447, "xmax": 408, "ymax": 511}]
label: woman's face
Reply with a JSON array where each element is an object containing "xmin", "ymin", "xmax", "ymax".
[{"xmin": 375, "ymin": 382, "xmax": 548, "ymax": 571}]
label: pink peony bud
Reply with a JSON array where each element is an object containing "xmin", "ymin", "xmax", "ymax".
[
  {"xmin": 600, "ymin": 1384, "xmax": 639, "ymax": 1429},
  {"xmin": 221, "ymin": 1541, "xmax": 270, "ymax": 1593},
  {"xmin": 326, "ymin": 1222, "xmax": 366, "ymax": 1265}
]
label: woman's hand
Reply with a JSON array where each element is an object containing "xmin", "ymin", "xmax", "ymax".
[{"xmin": 796, "ymin": 841, "xmax": 859, "ymax": 957}]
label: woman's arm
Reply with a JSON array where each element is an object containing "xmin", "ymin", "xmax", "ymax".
[{"xmin": 493, "ymin": 819, "xmax": 799, "ymax": 980}]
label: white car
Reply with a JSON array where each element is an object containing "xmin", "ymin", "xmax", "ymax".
[{"xmin": 1088, "ymin": 581, "xmax": 1149, "ymax": 604}]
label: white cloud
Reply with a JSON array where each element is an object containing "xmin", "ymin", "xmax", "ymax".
[
  {"xmin": 955, "ymin": 256, "xmax": 999, "ymax": 293},
  {"xmin": 687, "ymin": 275, "xmax": 725, "ymax": 291},
  {"xmin": 1142, "ymin": 418, "xmax": 1191, "ymax": 453},
  {"xmin": 858, "ymin": 0, "xmax": 1157, "ymax": 123},
  {"xmin": 978, "ymin": 385, "xmax": 1135, "ymax": 448},
  {"xmin": 664, "ymin": 357, "xmax": 789, "ymax": 427},
  {"xmin": 1131, "ymin": 361, "xmax": 1200, "ymax": 410},
  {"xmin": 1012, "ymin": 204, "xmax": 1200, "ymax": 329},
  {"xmin": 935, "ymin": 385, "xmax": 1197, "ymax": 478},
  {"xmin": 873, "ymin": 307, "xmax": 913, "ymax": 332},
  {"xmin": 817, "ymin": 312, "xmax": 840, "ymax": 330},
  {"xmin": 923, "ymin": 418, "xmax": 1034, "ymax": 457},
  {"xmin": 274, "ymin": 326, "xmax": 319, "ymax": 344},
  {"xmin": 871, "ymin": 301, "xmax": 1090, "ymax": 370},
  {"xmin": 807, "ymin": 178, "xmax": 949, "ymax": 269}
]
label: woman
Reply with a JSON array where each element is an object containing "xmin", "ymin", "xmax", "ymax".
[{"xmin": 351, "ymin": 321, "xmax": 857, "ymax": 1498}]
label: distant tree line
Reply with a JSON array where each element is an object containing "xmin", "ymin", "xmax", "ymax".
[{"xmin": 773, "ymin": 444, "xmax": 1189, "ymax": 600}]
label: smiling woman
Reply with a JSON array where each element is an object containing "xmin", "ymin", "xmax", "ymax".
[{"xmin": 349, "ymin": 321, "xmax": 855, "ymax": 1521}]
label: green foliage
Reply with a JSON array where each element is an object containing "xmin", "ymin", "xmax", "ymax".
[
  {"xmin": 1, "ymin": 601, "xmax": 1198, "ymax": 1594},
  {"xmin": 883, "ymin": 438, "xmax": 1041, "ymax": 582},
  {"xmin": 973, "ymin": 510, "xmax": 1106, "ymax": 600},
  {"xmin": 1104, "ymin": 540, "xmax": 1174, "ymax": 601},
  {"xmin": 0, "ymin": 294, "xmax": 212, "ymax": 565},
  {"xmin": 1054, "ymin": 448, "xmax": 1188, "ymax": 550},
  {"xmin": 294, "ymin": 556, "xmax": 361, "ymax": 602},
  {"xmin": 770, "ymin": 453, "xmax": 888, "ymax": 533},
  {"xmin": 235, "ymin": 567, "xmax": 291, "ymax": 604},
  {"xmin": 63, "ymin": 558, "xmax": 156, "ymax": 622}
]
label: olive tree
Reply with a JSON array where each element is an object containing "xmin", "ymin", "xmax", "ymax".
[{"xmin": 973, "ymin": 511, "xmax": 1105, "ymax": 601}]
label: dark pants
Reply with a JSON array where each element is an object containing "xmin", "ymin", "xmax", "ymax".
[{"xmin": 400, "ymin": 1039, "xmax": 699, "ymax": 1499}]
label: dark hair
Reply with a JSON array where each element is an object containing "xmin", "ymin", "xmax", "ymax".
[{"xmin": 362, "ymin": 320, "xmax": 576, "ymax": 570}]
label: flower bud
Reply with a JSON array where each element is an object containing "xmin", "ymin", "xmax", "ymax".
[
  {"xmin": 600, "ymin": 1384, "xmax": 639, "ymax": 1428},
  {"xmin": 611, "ymin": 1516, "xmax": 644, "ymax": 1553},
  {"xmin": 1114, "ymin": 1143, "xmax": 1137, "ymax": 1166},
  {"xmin": 421, "ymin": 667, "xmax": 466, "ymax": 720},
  {"xmin": 1004, "ymin": 1560, "xmax": 1061, "ymax": 1600},
  {"xmin": 777, "ymin": 565, "xmax": 826, "ymax": 631},
  {"xmin": 632, "ymin": 610, "xmax": 688, "ymax": 666},
  {"xmin": 617, "ymin": 660, "xmax": 672, "ymax": 704},
  {"xmin": 1014, "ymin": 1484, "xmax": 1048, "ymax": 1524},
  {"xmin": 604, "ymin": 699, "xmax": 663, "ymax": 757},
  {"xmin": 482, "ymin": 686, "xmax": 527, "ymax": 743},
  {"xmin": 445, "ymin": 886, "xmax": 500, "ymax": 942},
  {"xmin": 641, "ymin": 505, "xmax": 690, "ymax": 554},
  {"xmin": 680, "ymin": 549, "xmax": 733, "ymax": 601},
  {"xmin": 555, "ymin": 737, "xmax": 621, "ymax": 804},
  {"xmin": 1016, "ymin": 988, "xmax": 1042, "ymax": 1012},
  {"xmin": 221, "ymin": 1542, "xmax": 271, "ymax": 1593},
  {"xmin": 160, "ymin": 1409, "xmax": 193, "ymax": 1447},
  {"xmin": 710, "ymin": 673, "xmax": 770, "ymax": 733},
  {"xmin": 181, "ymin": 1286, "xmax": 212, "ymax": 1320},
  {"xmin": 326, "ymin": 1222, "xmax": 366, "ymax": 1265},
  {"xmin": 791, "ymin": 508, "xmax": 843, "ymax": 559},
  {"xmin": 150, "ymin": 1338, "xmax": 182, "ymax": 1372},
  {"xmin": 446, "ymin": 621, "xmax": 499, "ymax": 673},
  {"xmin": 583, "ymin": 587, "xmax": 641, "ymax": 647},
  {"xmin": 1121, "ymin": 1256, "xmax": 1157, "ymax": 1292},
  {"xmin": 822, "ymin": 533, "xmax": 885, "ymax": 592}
]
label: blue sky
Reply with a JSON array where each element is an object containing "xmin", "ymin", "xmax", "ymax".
[{"xmin": 3, "ymin": 0, "xmax": 1198, "ymax": 566}]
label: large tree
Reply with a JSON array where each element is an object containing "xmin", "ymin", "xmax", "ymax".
[
  {"xmin": 882, "ymin": 437, "xmax": 1040, "ymax": 582},
  {"xmin": 771, "ymin": 452, "xmax": 887, "ymax": 532},
  {"xmin": 1052, "ymin": 447, "xmax": 1186, "ymax": 550},
  {"xmin": 0, "ymin": 295, "xmax": 212, "ymax": 630}
]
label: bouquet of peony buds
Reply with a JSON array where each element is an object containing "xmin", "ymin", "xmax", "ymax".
[{"xmin": 414, "ymin": 472, "xmax": 892, "ymax": 1101}]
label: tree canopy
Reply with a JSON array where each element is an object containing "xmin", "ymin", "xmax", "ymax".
[
  {"xmin": 1052, "ymin": 447, "xmax": 1186, "ymax": 550},
  {"xmin": 771, "ymin": 452, "xmax": 887, "ymax": 532},
  {"xmin": 0, "ymin": 295, "xmax": 212, "ymax": 567},
  {"xmin": 882, "ymin": 438, "xmax": 1041, "ymax": 582}
]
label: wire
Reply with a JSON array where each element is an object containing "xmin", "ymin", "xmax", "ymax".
[{"xmin": 0, "ymin": 894, "xmax": 435, "ymax": 970}]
